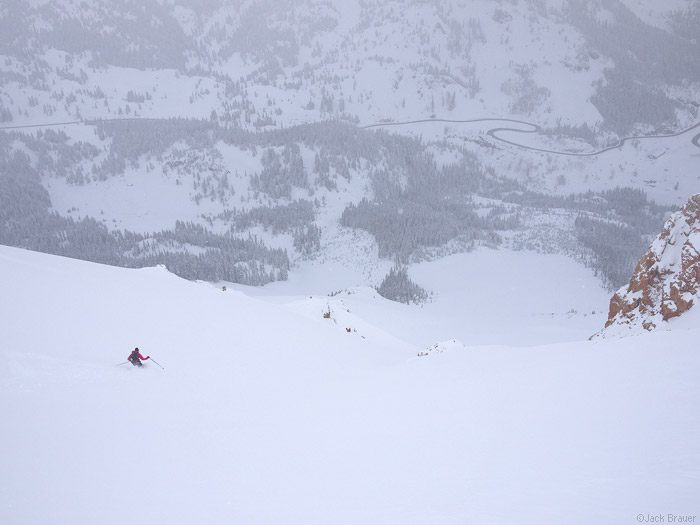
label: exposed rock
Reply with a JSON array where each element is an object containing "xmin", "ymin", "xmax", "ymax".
[{"xmin": 596, "ymin": 194, "xmax": 700, "ymax": 336}]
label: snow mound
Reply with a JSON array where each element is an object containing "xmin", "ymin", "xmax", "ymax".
[{"xmin": 418, "ymin": 339, "xmax": 467, "ymax": 357}]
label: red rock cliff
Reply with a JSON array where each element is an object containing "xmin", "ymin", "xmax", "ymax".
[{"xmin": 597, "ymin": 194, "xmax": 700, "ymax": 336}]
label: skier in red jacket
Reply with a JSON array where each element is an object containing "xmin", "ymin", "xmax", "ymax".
[{"xmin": 128, "ymin": 347, "xmax": 150, "ymax": 367}]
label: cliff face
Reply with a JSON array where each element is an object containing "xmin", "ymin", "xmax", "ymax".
[{"xmin": 599, "ymin": 194, "xmax": 700, "ymax": 336}]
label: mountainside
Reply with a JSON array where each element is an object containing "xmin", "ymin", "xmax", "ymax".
[
  {"xmin": 0, "ymin": 117, "xmax": 679, "ymax": 290},
  {"xmin": 2, "ymin": 0, "xmax": 698, "ymax": 131},
  {"xmin": 3, "ymin": 4, "xmax": 699, "ymax": 520},
  {"xmin": 598, "ymin": 193, "xmax": 700, "ymax": 335},
  {"xmin": 1, "ymin": 0, "xmax": 699, "ymax": 293},
  {"xmin": 1, "ymin": 244, "xmax": 699, "ymax": 524}
]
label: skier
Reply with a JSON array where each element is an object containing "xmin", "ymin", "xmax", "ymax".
[{"xmin": 128, "ymin": 347, "xmax": 150, "ymax": 367}]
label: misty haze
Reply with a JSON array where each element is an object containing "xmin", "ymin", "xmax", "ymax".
[{"xmin": 1, "ymin": 1, "xmax": 699, "ymax": 524}]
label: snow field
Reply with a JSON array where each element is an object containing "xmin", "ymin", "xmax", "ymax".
[
  {"xmin": 239, "ymin": 249, "xmax": 612, "ymax": 348},
  {"xmin": 1, "ymin": 245, "xmax": 699, "ymax": 524}
]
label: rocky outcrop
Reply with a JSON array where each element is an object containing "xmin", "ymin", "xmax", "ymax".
[{"xmin": 597, "ymin": 194, "xmax": 700, "ymax": 336}]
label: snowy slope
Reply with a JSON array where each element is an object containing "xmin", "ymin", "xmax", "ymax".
[
  {"xmin": 619, "ymin": 0, "xmax": 692, "ymax": 29},
  {"xmin": 2, "ymin": 0, "xmax": 697, "ymax": 132},
  {"xmin": 1, "ymin": 244, "xmax": 699, "ymax": 524}
]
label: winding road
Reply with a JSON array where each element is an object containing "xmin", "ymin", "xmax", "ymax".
[
  {"xmin": 363, "ymin": 117, "xmax": 700, "ymax": 157},
  {"xmin": 3, "ymin": 116, "xmax": 700, "ymax": 156},
  {"xmin": 0, "ymin": 117, "xmax": 167, "ymax": 131}
]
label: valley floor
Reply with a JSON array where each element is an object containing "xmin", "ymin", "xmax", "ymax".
[{"xmin": 231, "ymin": 249, "xmax": 612, "ymax": 348}]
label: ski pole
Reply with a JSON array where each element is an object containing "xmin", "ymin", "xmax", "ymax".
[
  {"xmin": 148, "ymin": 357, "xmax": 164, "ymax": 370},
  {"xmin": 115, "ymin": 361, "xmax": 129, "ymax": 367}
]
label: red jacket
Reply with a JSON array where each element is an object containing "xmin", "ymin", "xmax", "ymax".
[{"xmin": 129, "ymin": 350, "xmax": 149, "ymax": 361}]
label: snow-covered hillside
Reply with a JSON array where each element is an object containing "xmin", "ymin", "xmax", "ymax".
[
  {"xmin": 2, "ymin": 0, "xmax": 699, "ymax": 295},
  {"xmin": 2, "ymin": 0, "xmax": 698, "ymax": 131},
  {"xmin": 2, "ymin": 244, "xmax": 699, "ymax": 524},
  {"xmin": 2, "ymin": 2, "xmax": 699, "ymax": 521}
]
